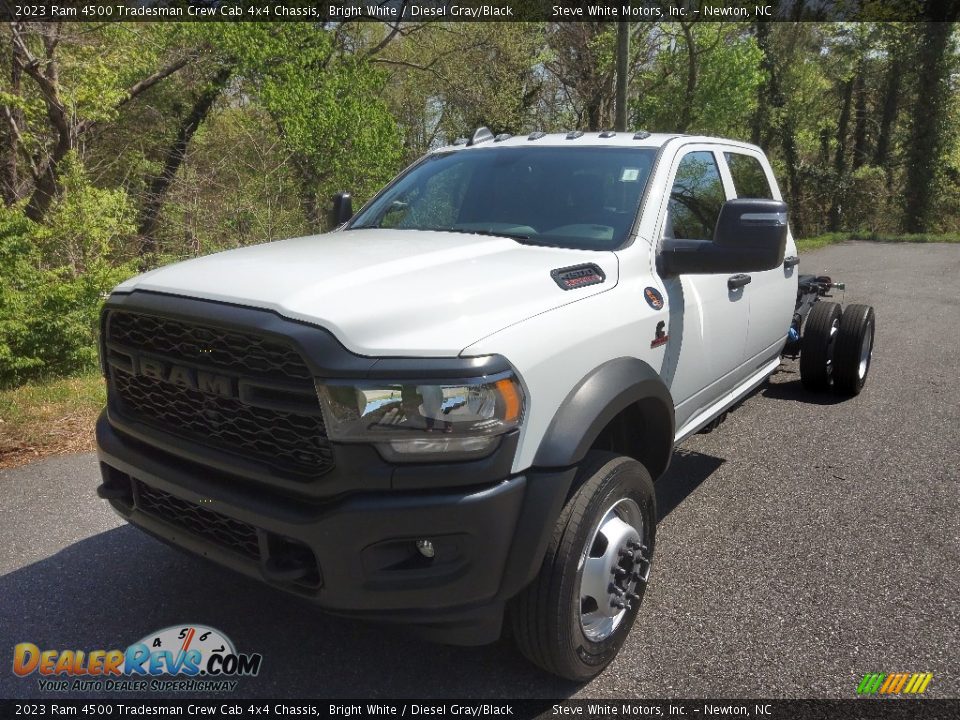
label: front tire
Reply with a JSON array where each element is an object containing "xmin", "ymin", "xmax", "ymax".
[{"xmin": 510, "ymin": 451, "xmax": 656, "ymax": 681}]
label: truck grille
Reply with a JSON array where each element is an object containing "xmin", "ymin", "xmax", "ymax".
[
  {"xmin": 135, "ymin": 480, "xmax": 261, "ymax": 560},
  {"xmin": 105, "ymin": 310, "xmax": 334, "ymax": 478},
  {"xmin": 108, "ymin": 311, "xmax": 312, "ymax": 381}
]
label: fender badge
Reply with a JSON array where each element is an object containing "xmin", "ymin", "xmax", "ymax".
[
  {"xmin": 551, "ymin": 263, "xmax": 606, "ymax": 290},
  {"xmin": 651, "ymin": 320, "xmax": 669, "ymax": 348},
  {"xmin": 643, "ymin": 286, "xmax": 664, "ymax": 310}
]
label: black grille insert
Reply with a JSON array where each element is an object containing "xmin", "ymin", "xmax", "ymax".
[
  {"xmin": 135, "ymin": 481, "xmax": 261, "ymax": 561},
  {"xmin": 108, "ymin": 311, "xmax": 312, "ymax": 381},
  {"xmin": 105, "ymin": 310, "xmax": 334, "ymax": 478}
]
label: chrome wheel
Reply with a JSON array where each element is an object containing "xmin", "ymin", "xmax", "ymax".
[
  {"xmin": 858, "ymin": 325, "xmax": 873, "ymax": 379},
  {"xmin": 825, "ymin": 317, "xmax": 840, "ymax": 380},
  {"xmin": 578, "ymin": 498, "xmax": 648, "ymax": 642}
]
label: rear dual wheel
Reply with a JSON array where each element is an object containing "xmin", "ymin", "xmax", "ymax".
[
  {"xmin": 510, "ymin": 452, "xmax": 656, "ymax": 681},
  {"xmin": 800, "ymin": 301, "xmax": 875, "ymax": 395},
  {"xmin": 832, "ymin": 304, "xmax": 876, "ymax": 396}
]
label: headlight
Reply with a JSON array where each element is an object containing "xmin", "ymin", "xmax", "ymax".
[{"xmin": 316, "ymin": 372, "xmax": 524, "ymax": 462}]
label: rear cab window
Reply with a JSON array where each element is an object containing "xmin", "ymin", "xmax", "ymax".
[{"xmin": 724, "ymin": 152, "xmax": 774, "ymax": 200}]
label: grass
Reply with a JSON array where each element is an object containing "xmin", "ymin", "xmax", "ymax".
[
  {"xmin": 0, "ymin": 372, "xmax": 105, "ymax": 469},
  {"xmin": 796, "ymin": 231, "xmax": 960, "ymax": 252}
]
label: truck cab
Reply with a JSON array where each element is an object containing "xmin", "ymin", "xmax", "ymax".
[{"xmin": 95, "ymin": 131, "xmax": 826, "ymax": 680}]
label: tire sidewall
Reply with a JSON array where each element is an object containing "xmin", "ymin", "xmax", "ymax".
[
  {"xmin": 559, "ymin": 459, "xmax": 657, "ymax": 678},
  {"xmin": 853, "ymin": 317, "xmax": 874, "ymax": 391}
]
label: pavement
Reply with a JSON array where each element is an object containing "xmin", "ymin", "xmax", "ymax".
[{"xmin": 1, "ymin": 241, "xmax": 958, "ymax": 700}]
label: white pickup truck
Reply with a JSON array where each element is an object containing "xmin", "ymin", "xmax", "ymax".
[{"xmin": 95, "ymin": 129, "xmax": 875, "ymax": 680}]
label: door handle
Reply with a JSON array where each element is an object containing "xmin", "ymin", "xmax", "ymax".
[
  {"xmin": 784, "ymin": 255, "xmax": 800, "ymax": 268},
  {"xmin": 727, "ymin": 274, "xmax": 752, "ymax": 290}
]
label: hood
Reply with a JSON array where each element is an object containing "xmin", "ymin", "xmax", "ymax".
[{"xmin": 115, "ymin": 229, "xmax": 618, "ymax": 356}]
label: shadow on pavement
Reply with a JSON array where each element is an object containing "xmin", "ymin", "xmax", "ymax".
[
  {"xmin": 655, "ymin": 449, "xmax": 725, "ymax": 522},
  {"xmin": 761, "ymin": 377, "xmax": 846, "ymax": 406},
  {"xmin": 759, "ymin": 363, "xmax": 846, "ymax": 406},
  {"xmin": 0, "ymin": 524, "xmax": 578, "ymax": 701}
]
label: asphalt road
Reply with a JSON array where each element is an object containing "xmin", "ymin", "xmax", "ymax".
[{"xmin": 1, "ymin": 241, "xmax": 958, "ymax": 701}]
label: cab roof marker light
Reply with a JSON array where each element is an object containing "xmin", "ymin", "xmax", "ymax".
[
  {"xmin": 527, "ymin": 131, "xmax": 546, "ymax": 140},
  {"xmin": 633, "ymin": 130, "xmax": 652, "ymax": 140},
  {"xmin": 494, "ymin": 133, "xmax": 513, "ymax": 142},
  {"xmin": 566, "ymin": 130, "xmax": 585, "ymax": 140},
  {"xmin": 467, "ymin": 126, "xmax": 494, "ymax": 146},
  {"xmin": 599, "ymin": 130, "xmax": 617, "ymax": 138}
]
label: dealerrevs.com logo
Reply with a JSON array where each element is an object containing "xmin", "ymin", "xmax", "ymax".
[{"xmin": 13, "ymin": 624, "xmax": 262, "ymax": 693}]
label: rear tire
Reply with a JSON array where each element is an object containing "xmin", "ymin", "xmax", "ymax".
[
  {"xmin": 800, "ymin": 301, "xmax": 842, "ymax": 392},
  {"xmin": 832, "ymin": 304, "xmax": 875, "ymax": 396},
  {"xmin": 510, "ymin": 451, "xmax": 656, "ymax": 681}
]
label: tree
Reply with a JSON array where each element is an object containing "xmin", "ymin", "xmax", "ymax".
[
  {"xmin": 903, "ymin": 9, "xmax": 960, "ymax": 232},
  {"xmin": 376, "ymin": 22, "xmax": 545, "ymax": 155},
  {"xmin": 544, "ymin": 23, "xmax": 617, "ymax": 131},
  {"xmin": 632, "ymin": 23, "xmax": 762, "ymax": 138},
  {"xmin": 217, "ymin": 24, "xmax": 403, "ymax": 230},
  {"xmin": 2, "ymin": 23, "xmax": 195, "ymax": 222}
]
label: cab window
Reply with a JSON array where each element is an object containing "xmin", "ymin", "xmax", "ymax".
[
  {"xmin": 724, "ymin": 152, "xmax": 774, "ymax": 200},
  {"xmin": 666, "ymin": 151, "xmax": 726, "ymax": 241}
]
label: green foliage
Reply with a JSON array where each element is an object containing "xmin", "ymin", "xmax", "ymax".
[
  {"xmin": 796, "ymin": 231, "xmax": 960, "ymax": 252},
  {"xmin": 632, "ymin": 24, "xmax": 763, "ymax": 138},
  {"xmin": 0, "ymin": 161, "xmax": 137, "ymax": 386},
  {"xmin": 381, "ymin": 23, "xmax": 547, "ymax": 155},
  {"xmin": 215, "ymin": 24, "xmax": 403, "ymax": 223},
  {"xmin": 148, "ymin": 105, "xmax": 310, "ymax": 258}
]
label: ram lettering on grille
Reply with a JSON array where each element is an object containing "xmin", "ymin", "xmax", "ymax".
[{"xmin": 105, "ymin": 310, "xmax": 334, "ymax": 478}]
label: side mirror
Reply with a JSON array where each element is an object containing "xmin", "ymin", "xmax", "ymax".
[
  {"xmin": 329, "ymin": 192, "xmax": 353, "ymax": 228},
  {"xmin": 659, "ymin": 199, "xmax": 788, "ymax": 275}
]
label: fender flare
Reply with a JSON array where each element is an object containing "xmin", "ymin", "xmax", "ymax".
[{"xmin": 533, "ymin": 357, "xmax": 675, "ymax": 479}]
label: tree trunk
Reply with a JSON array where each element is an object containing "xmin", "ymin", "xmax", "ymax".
[
  {"xmin": 851, "ymin": 63, "xmax": 868, "ymax": 169},
  {"xmin": 138, "ymin": 68, "xmax": 232, "ymax": 255},
  {"xmin": 781, "ymin": 116, "xmax": 803, "ymax": 237},
  {"xmin": 585, "ymin": 94, "xmax": 603, "ymax": 132},
  {"xmin": 678, "ymin": 22, "xmax": 697, "ymax": 132},
  {"xmin": 828, "ymin": 78, "xmax": 854, "ymax": 232},
  {"xmin": 2, "ymin": 40, "xmax": 26, "ymax": 205},
  {"xmin": 750, "ymin": 21, "xmax": 772, "ymax": 147},
  {"xmin": 904, "ymin": 15, "xmax": 958, "ymax": 233},
  {"xmin": 873, "ymin": 51, "xmax": 903, "ymax": 173},
  {"xmin": 614, "ymin": 21, "xmax": 629, "ymax": 132},
  {"xmin": 751, "ymin": 23, "xmax": 804, "ymax": 233}
]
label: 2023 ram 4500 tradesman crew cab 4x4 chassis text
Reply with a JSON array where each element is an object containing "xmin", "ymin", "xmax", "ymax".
[{"xmin": 95, "ymin": 129, "xmax": 876, "ymax": 680}]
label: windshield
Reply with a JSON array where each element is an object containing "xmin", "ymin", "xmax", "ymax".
[{"xmin": 349, "ymin": 146, "xmax": 656, "ymax": 250}]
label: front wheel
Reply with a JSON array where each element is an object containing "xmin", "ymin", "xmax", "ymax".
[{"xmin": 510, "ymin": 451, "xmax": 656, "ymax": 681}]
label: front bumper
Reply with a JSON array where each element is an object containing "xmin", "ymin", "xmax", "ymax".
[{"xmin": 96, "ymin": 412, "xmax": 574, "ymax": 645}]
